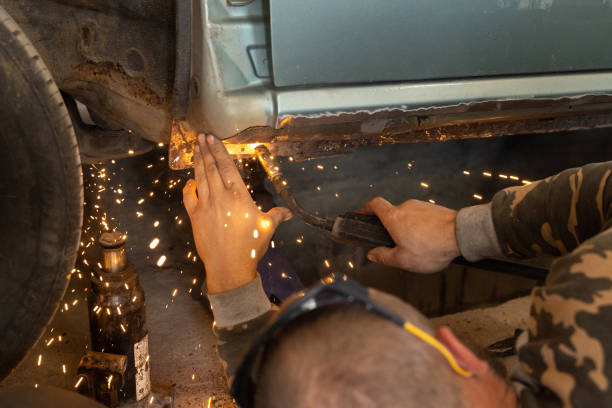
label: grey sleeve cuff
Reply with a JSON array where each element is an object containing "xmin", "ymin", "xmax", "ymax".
[
  {"xmin": 207, "ymin": 275, "xmax": 271, "ymax": 328},
  {"xmin": 455, "ymin": 203, "xmax": 504, "ymax": 262}
]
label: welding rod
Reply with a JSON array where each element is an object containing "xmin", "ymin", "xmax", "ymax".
[{"xmin": 255, "ymin": 146, "xmax": 334, "ymax": 231}]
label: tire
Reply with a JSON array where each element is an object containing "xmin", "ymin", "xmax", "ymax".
[{"xmin": 0, "ymin": 6, "xmax": 83, "ymax": 379}]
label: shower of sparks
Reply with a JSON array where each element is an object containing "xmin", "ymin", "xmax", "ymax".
[
  {"xmin": 149, "ymin": 238, "xmax": 160, "ymax": 249},
  {"xmin": 157, "ymin": 255, "xmax": 167, "ymax": 267}
]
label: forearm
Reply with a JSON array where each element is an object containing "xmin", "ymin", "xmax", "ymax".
[
  {"xmin": 457, "ymin": 161, "xmax": 612, "ymax": 261},
  {"xmin": 208, "ymin": 274, "xmax": 276, "ymax": 383}
]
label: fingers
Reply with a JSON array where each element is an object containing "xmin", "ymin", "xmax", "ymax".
[
  {"xmin": 193, "ymin": 145, "xmax": 209, "ymax": 200},
  {"xmin": 362, "ymin": 197, "xmax": 394, "ymax": 219},
  {"xmin": 198, "ymin": 134, "xmax": 224, "ymax": 196},
  {"xmin": 367, "ymin": 246, "xmax": 397, "ymax": 266},
  {"xmin": 265, "ymin": 207, "xmax": 293, "ymax": 230},
  {"xmin": 205, "ymin": 134, "xmax": 244, "ymax": 190},
  {"xmin": 183, "ymin": 179, "xmax": 199, "ymax": 215}
]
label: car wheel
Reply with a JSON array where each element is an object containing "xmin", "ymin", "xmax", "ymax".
[{"xmin": 0, "ymin": 6, "xmax": 83, "ymax": 379}]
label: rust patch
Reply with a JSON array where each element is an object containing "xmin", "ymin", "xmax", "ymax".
[{"xmin": 66, "ymin": 61, "xmax": 167, "ymax": 107}]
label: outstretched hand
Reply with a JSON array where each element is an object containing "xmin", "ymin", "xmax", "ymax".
[
  {"xmin": 183, "ymin": 134, "xmax": 292, "ymax": 294},
  {"xmin": 362, "ymin": 197, "xmax": 460, "ymax": 273}
]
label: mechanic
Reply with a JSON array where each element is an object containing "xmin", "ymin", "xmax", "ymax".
[{"xmin": 183, "ymin": 133, "xmax": 612, "ymax": 407}]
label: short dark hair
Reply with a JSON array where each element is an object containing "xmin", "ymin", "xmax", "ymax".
[{"xmin": 255, "ymin": 289, "xmax": 465, "ymax": 408}]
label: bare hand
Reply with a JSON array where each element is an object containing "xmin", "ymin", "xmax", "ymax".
[
  {"xmin": 362, "ymin": 197, "xmax": 460, "ymax": 273},
  {"xmin": 183, "ymin": 134, "xmax": 292, "ymax": 294}
]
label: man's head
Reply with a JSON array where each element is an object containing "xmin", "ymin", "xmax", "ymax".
[{"xmin": 255, "ymin": 289, "xmax": 516, "ymax": 408}]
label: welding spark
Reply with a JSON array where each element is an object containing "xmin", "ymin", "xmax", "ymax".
[
  {"xmin": 172, "ymin": 288, "xmax": 178, "ymax": 297},
  {"xmin": 37, "ymin": 354, "xmax": 42, "ymax": 366},
  {"xmin": 138, "ymin": 198, "xmax": 145, "ymax": 204},
  {"xmin": 120, "ymin": 324, "xmax": 126, "ymax": 333},
  {"xmin": 62, "ymin": 364, "xmax": 66, "ymax": 374},
  {"xmin": 522, "ymin": 180, "xmax": 532, "ymax": 185},
  {"xmin": 271, "ymin": 240, "xmax": 275, "ymax": 248},
  {"xmin": 499, "ymin": 174, "xmax": 508, "ymax": 179},
  {"xmin": 324, "ymin": 259, "xmax": 331, "ymax": 268},
  {"xmin": 74, "ymin": 377, "xmax": 84, "ymax": 388},
  {"xmin": 316, "ymin": 164, "xmax": 324, "ymax": 170},
  {"xmin": 207, "ymin": 396, "xmax": 212, "ymax": 408},
  {"xmin": 253, "ymin": 229, "xmax": 259, "ymax": 239},
  {"xmin": 483, "ymin": 171, "xmax": 492, "ymax": 177},
  {"xmin": 226, "ymin": 211, "xmax": 231, "ymax": 217},
  {"xmin": 348, "ymin": 261, "xmax": 354, "ymax": 269},
  {"xmin": 428, "ymin": 199, "xmax": 436, "ymax": 204},
  {"xmin": 251, "ymin": 249, "xmax": 256, "ymax": 259},
  {"xmin": 149, "ymin": 238, "xmax": 160, "ymax": 249},
  {"xmin": 136, "ymin": 212, "xmax": 144, "ymax": 218},
  {"xmin": 46, "ymin": 338, "xmax": 54, "ymax": 346},
  {"xmin": 462, "ymin": 170, "xmax": 470, "ymax": 175},
  {"xmin": 420, "ymin": 182, "xmax": 429, "ymax": 188},
  {"xmin": 153, "ymin": 221, "xmax": 160, "ymax": 227},
  {"xmin": 157, "ymin": 255, "xmax": 167, "ymax": 267},
  {"xmin": 510, "ymin": 175, "xmax": 519, "ymax": 180},
  {"xmin": 473, "ymin": 194, "xmax": 483, "ymax": 200}
]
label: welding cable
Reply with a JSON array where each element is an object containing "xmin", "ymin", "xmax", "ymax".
[{"xmin": 255, "ymin": 146, "xmax": 334, "ymax": 231}]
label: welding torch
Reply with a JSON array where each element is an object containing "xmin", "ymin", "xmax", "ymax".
[{"xmin": 254, "ymin": 145, "xmax": 548, "ymax": 281}]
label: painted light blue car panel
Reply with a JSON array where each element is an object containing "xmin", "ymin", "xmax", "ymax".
[
  {"xmin": 270, "ymin": 0, "xmax": 612, "ymax": 87},
  {"xmin": 183, "ymin": 0, "xmax": 612, "ymax": 152}
]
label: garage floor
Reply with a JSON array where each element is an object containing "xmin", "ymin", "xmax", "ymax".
[{"xmin": 2, "ymin": 129, "xmax": 611, "ymax": 406}]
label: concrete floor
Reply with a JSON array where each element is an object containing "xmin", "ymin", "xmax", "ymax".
[{"xmin": 2, "ymin": 129, "xmax": 611, "ymax": 406}]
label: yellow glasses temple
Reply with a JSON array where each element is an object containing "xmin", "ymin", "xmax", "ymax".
[{"xmin": 402, "ymin": 322, "xmax": 472, "ymax": 378}]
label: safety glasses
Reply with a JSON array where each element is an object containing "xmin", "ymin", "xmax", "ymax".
[{"xmin": 230, "ymin": 274, "xmax": 471, "ymax": 407}]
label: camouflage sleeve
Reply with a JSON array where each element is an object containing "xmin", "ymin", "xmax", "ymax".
[
  {"xmin": 491, "ymin": 162, "xmax": 612, "ymax": 259},
  {"xmin": 213, "ymin": 310, "xmax": 277, "ymax": 385},
  {"xmin": 207, "ymin": 275, "xmax": 277, "ymax": 383},
  {"xmin": 516, "ymin": 227, "xmax": 612, "ymax": 407}
]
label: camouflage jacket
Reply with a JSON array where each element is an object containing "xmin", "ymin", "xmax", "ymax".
[
  {"xmin": 209, "ymin": 161, "xmax": 612, "ymax": 408},
  {"xmin": 494, "ymin": 162, "xmax": 612, "ymax": 407}
]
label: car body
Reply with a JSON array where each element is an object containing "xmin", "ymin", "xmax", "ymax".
[{"xmin": 3, "ymin": 0, "xmax": 612, "ymax": 165}]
